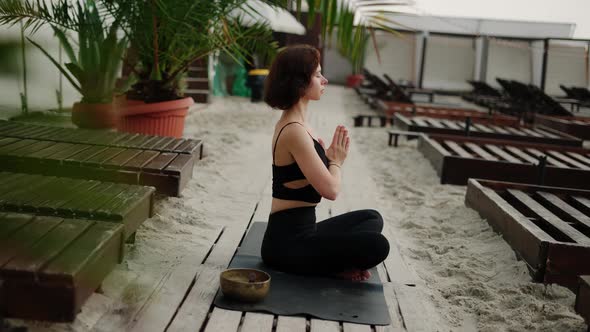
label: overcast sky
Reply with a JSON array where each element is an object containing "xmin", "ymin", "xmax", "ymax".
[{"xmin": 409, "ymin": 0, "xmax": 590, "ymax": 39}]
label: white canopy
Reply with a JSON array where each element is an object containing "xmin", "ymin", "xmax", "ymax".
[{"xmin": 229, "ymin": 0, "xmax": 306, "ymax": 35}]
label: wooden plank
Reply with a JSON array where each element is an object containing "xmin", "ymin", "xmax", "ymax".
[
  {"xmin": 488, "ymin": 125, "xmax": 511, "ymax": 134},
  {"xmin": 0, "ymin": 139, "xmax": 37, "ymax": 154},
  {"xmin": 571, "ymin": 196, "xmax": 590, "ymax": 216},
  {"xmin": 276, "ymin": 316, "xmax": 307, "ymax": 332},
  {"xmin": 102, "ymin": 149, "xmax": 144, "ymax": 168},
  {"xmin": 0, "ymin": 213, "xmax": 35, "ymax": 241},
  {"xmin": 503, "ymin": 127, "xmax": 527, "ymax": 136},
  {"xmin": 375, "ymin": 283, "xmax": 404, "ymax": 332},
  {"xmin": 472, "ymin": 124, "xmax": 494, "ymax": 133},
  {"xmin": 149, "ymin": 136, "xmax": 177, "ymax": 151},
  {"xmin": 438, "ymin": 119, "xmax": 462, "ymax": 130},
  {"xmin": 142, "ymin": 152, "xmax": 177, "ymax": 172},
  {"xmin": 504, "ymin": 146, "xmax": 538, "ymax": 164},
  {"xmin": 464, "ymin": 143, "xmax": 498, "ymax": 161},
  {"xmin": 203, "ymin": 308, "xmax": 242, "ymax": 332},
  {"xmin": 128, "ymin": 227, "xmax": 223, "ymax": 332},
  {"xmin": 534, "ymin": 127, "xmax": 560, "ymax": 138},
  {"xmin": 123, "ymin": 150, "xmax": 160, "ymax": 170},
  {"xmin": 535, "ymin": 192, "xmax": 590, "ymax": 231},
  {"xmin": 83, "ymin": 147, "xmax": 126, "ymax": 166},
  {"xmin": 176, "ymin": 139, "xmax": 202, "ymax": 155},
  {"xmin": 485, "ymin": 144, "xmax": 522, "ymax": 163},
  {"xmin": 240, "ymin": 312, "xmax": 275, "ymax": 332},
  {"xmin": 2, "ymin": 219, "xmax": 92, "ymax": 278},
  {"xmin": 392, "ymin": 282, "xmax": 437, "ymax": 332},
  {"xmin": 506, "ymin": 189, "xmax": 590, "ymax": 245},
  {"xmin": 63, "ymin": 146, "xmax": 107, "ymax": 165},
  {"xmin": 342, "ymin": 323, "xmax": 371, "ymax": 332},
  {"xmin": 47, "ymin": 143, "xmax": 93, "ymax": 162},
  {"xmin": 519, "ymin": 127, "xmax": 544, "ymax": 137},
  {"xmin": 3, "ymin": 140, "xmax": 54, "ymax": 157},
  {"xmin": 0, "ymin": 215, "xmax": 63, "ymax": 265},
  {"xmin": 27, "ymin": 142, "xmax": 75, "ymax": 159},
  {"xmin": 566, "ymin": 152, "xmax": 590, "ymax": 167},
  {"xmin": 310, "ymin": 319, "xmax": 340, "ymax": 332},
  {"xmin": 423, "ymin": 118, "xmax": 445, "ymax": 129},
  {"xmin": 444, "ymin": 141, "xmax": 471, "ymax": 158},
  {"xmin": 526, "ymin": 148, "xmax": 569, "ymax": 168},
  {"xmin": 546, "ymin": 150, "xmax": 590, "ymax": 170},
  {"xmin": 0, "ymin": 137, "xmax": 19, "ymax": 147},
  {"xmin": 411, "ymin": 118, "xmax": 429, "ymax": 127}
]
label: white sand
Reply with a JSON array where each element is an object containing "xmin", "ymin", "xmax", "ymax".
[{"xmin": 5, "ymin": 88, "xmax": 588, "ymax": 331}]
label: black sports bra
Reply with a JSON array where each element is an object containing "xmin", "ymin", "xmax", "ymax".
[{"xmin": 272, "ymin": 122, "xmax": 329, "ymax": 203}]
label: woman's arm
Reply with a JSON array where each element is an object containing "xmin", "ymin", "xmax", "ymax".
[{"xmin": 281, "ymin": 125, "xmax": 342, "ymax": 200}]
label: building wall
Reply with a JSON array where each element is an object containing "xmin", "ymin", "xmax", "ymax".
[
  {"xmin": 545, "ymin": 41, "xmax": 589, "ymax": 95},
  {"xmin": 486, "ymin": 39, "xmax": 532, "ymax": 88},
  {"xmin": 364, "ymin": 32, "xmax": 415, "ymax": 84},
  {"xmin": 422, "ymin": 35, "xmax": 475, "ymax": 91}
]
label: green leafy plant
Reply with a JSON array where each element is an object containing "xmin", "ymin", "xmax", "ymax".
[
  {"xmin": 101, "ymin": 0, "xmax": 286, "ymax": 103},
  {"xmin": 0, "ymin": 0, "xmax": 130, "ymax": 104}
]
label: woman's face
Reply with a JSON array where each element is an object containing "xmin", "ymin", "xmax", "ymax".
[{"xmin": 305, "ymin": 65, "xmax": 328, "ymax": 100}]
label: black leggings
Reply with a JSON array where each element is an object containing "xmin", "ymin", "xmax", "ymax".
[{"xmin": 261, "ymin": 206, "xmax": 390, "ymax": 276}]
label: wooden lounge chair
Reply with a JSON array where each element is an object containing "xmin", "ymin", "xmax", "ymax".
[
  {"xmin": 417, "ymin": 134, "xmax": 590, "ymax": 189},
  {"xmin": 535, "ymin": 115, "xmax": 590, "ymax": 140},
  {"xmin": 465, "ymin": 179, "xmax": 590, "ymax": 290},
  {"xmin": 395, "ymin": 113, "xmax": 582, "ymax": 146}
]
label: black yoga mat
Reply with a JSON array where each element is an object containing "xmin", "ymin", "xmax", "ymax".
[{"xmin": 213, "ymin": 222, "xmax": 391, "ymax": 325}]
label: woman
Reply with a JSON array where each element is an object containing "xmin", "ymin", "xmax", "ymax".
[{"xmin": 261, "ymin": 45, "xmax": 390, "ymax": 281}]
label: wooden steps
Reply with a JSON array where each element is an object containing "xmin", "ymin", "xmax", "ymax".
[
  {"xmin": 0, "ymin": 120, "xmax": 203, "ymax": 156},
  {"xmin": 0, "ymin": 122, "xmax": 201, "ymax": 196},
  {"xmin": 0, "ymin": 212, "xmax": 124, "ymax": 321},
  {"xmin": 465, "ymin": 179, "xmax": 590, "ymax": 289},
  {"xmin": 0, "ymin": 172, "xmax": 154, "ymax": 240}
]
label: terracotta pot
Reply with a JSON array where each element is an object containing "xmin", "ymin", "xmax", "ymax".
[
  {"xmin": 346, "ymin": 74, "xmax": 364, "ymax": 88},
  {"xmin": 117, "ymin": 97, "xmax": 194, "ymax": 138},
  {"xmin": 72, "ymin": 102, "xmax": 117, "ymax": 129}
]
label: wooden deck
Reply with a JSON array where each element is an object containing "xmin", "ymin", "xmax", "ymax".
[
  {"xmin": 395, "ymin": 113, "xmax": 583, "ymax": 147},
  {"xmin": 417, "ymin": 134, "xmax": 590, "ymax": 189},
  {"xmin": 465, "ymin": 179, "xmax": 590, "ymax": 289}
]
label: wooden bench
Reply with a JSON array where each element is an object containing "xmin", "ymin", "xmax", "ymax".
[
  {"xmin": 396, "ymin": 113, "xmax": 583, "ymax": 147},
  {"xmin": 0, "ymin": 171, "xmax": 154, "ymax": 240},
  {"xmin": 465, "ymin": 179, "xmax": 590, "ymax": 289},
  {"xmin": 0, "ymin": 137, "xmax": 194, "ymax": 196},
  {"xmin": 0, "ymin": 120, "xmax": 203, "ymax": 158},
  {"xmin": 418, "ymin": 134, "xmax": 590, "ymax": 189},
  {"xmin": 387, "ymin": 130, "xmax": 422, "ymax": 147},
  {"xmin": 0, "ymin": 212, "xmax": 124, "ymax": 321},
  {"xmin": 352, "ymin": 114, "xmax": 392, "ymax": 127},
  {"xmin": 575, "ymin": 276, "xmax": 590, "ymax": 329}
]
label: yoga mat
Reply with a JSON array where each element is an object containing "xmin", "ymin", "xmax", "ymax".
[{"xmin": 213, "ymin": 222, "xmax": 391, "ymax": 325}]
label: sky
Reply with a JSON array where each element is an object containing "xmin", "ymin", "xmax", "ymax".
[{"xmin": 405, "ymin": 0, "xmax": 590, "ymax": 39}]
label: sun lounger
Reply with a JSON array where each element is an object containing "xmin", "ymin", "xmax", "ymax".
[
  {"xmin": 465, "ymin": 179, "xmax": 590, "ymax": 290},
  {"xmin": 417, "ymin": 134, "xmax": 590, "ymax": 189},
  {"xmin": 0, "ymin": 212, "xmax": 125, "ymax": 321},
  {"xmin": 535, "ymin": 115, "xmax": 590, "ymax": 140},
  {"xmin": 395, "ymin": 113, "xmax": 582, "ymax": 146}
]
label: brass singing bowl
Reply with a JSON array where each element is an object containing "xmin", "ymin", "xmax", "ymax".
[{"xmin": 220, "ymin": 268, "xmax": 271, "ymax": 302}]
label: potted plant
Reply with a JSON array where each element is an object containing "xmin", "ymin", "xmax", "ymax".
[
  {"xmin": 102, "ymin": 0, "xmax": 282, "ymax": 137},
  {"xmin": 0, "ymin": 0, "xmax": 130, "ymax": 129}
]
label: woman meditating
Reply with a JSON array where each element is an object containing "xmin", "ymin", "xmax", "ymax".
[{"xmin": 261, "ymin": 45, "xmax": 390, "ymax": 281}]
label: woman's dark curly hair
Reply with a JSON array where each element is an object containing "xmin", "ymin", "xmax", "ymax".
[{"xmin": 264, "ymin": 44, "xmax": 320, "ymax": 110}]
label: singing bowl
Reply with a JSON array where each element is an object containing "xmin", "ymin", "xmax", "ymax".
[{"xmin": 220, "ymin": 268, "xmax": 271, "ymax": 302}]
